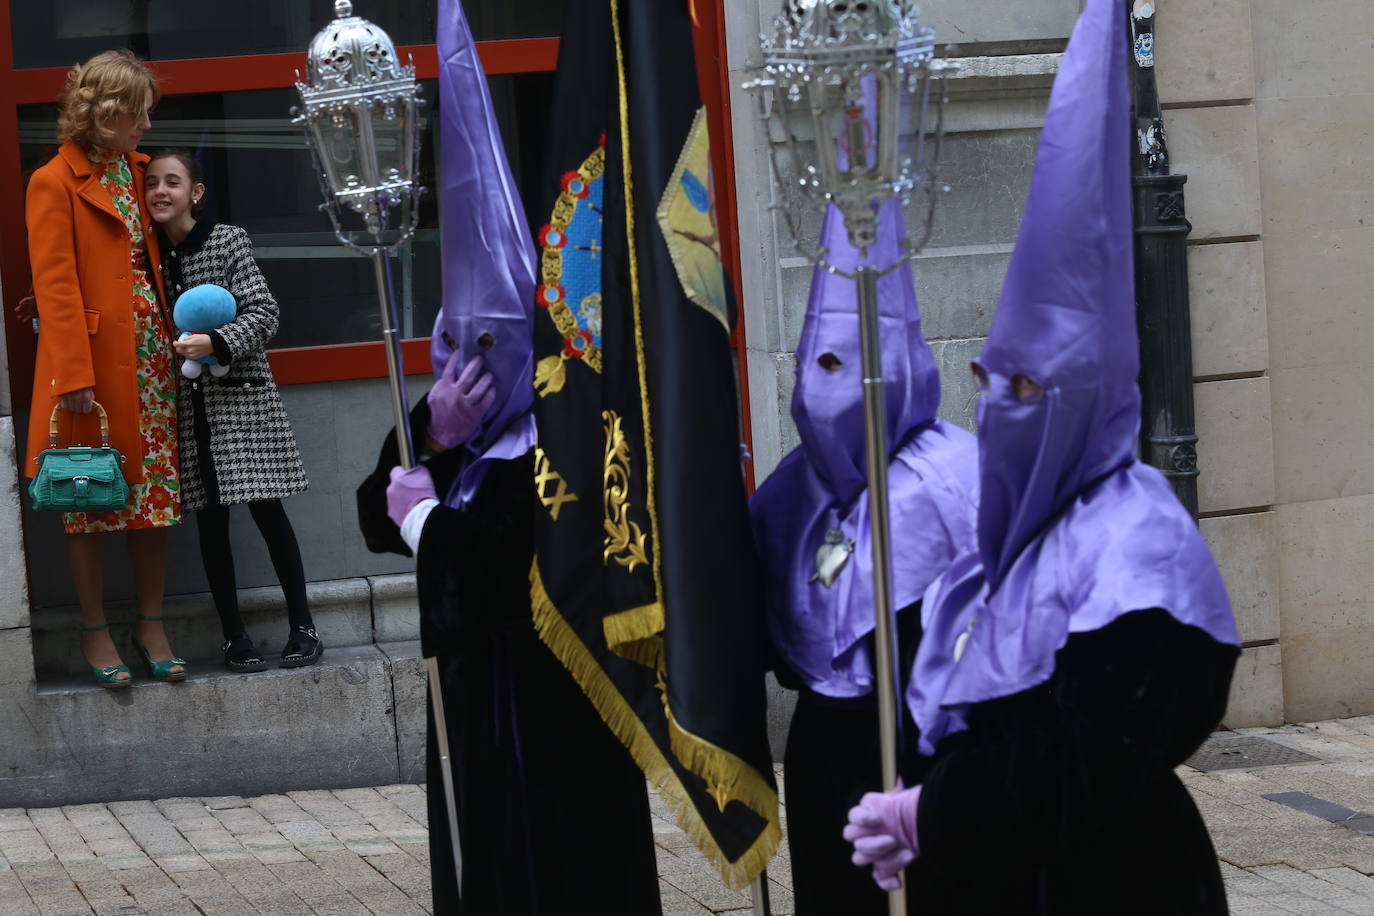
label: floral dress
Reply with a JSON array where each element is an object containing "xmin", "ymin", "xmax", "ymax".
[{"xmin": 63, "ymin": 147, "xmax": 181, "ymax": 533}]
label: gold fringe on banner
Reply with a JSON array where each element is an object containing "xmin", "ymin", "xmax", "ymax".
[{"xmin": 530, "ymin": 559, "xmax": 781, "ymax": 890}]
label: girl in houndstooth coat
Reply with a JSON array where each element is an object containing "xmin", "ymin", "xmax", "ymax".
[{"xmin": 147, "ymin": 149, "xmax": 323, "ymax": 672}]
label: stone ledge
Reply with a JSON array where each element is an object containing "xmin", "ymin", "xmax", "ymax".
[
  {"xmin": 378, "ymin": 640, "xmax": 425, "ymax": 783},
  {"xmin": 369, "ymin": 574, "xmax": 419, "ymax": 644},
  {"xmin": 31, "ymin": 578, "xmax": 374, "ymax": 681},
  {"xmin": 0, "ymin": 645, "xmax": 410, "ymax": 808}
]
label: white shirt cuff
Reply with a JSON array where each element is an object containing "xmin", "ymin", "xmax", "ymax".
[{"xmin": 401, "ymin": 498, "xmax": 439, "ymax": 555}]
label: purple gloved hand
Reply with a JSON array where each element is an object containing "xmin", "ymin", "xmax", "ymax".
[
  {"xmin": 386, "ymin": 465, "xmax": 437, "ymax": 529},
  {"xmin": 427, "ymin": 352, "xmax": 497, "ymax": 449},
  {"xmin": 843, "ymin": 783, "xmax": 923, "ymax": 892}
]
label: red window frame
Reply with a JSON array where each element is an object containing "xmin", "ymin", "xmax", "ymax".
[{"xmin": 0, "ymin": 5, "xmax": 752, "ymax": 485}]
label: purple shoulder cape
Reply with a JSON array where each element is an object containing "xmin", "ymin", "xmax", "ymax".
[{"xmin": 752, "ymin": 197, "xmax": 978, "ymax": 697}]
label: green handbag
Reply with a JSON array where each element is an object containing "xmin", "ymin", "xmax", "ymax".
[{"xmin": 29, "ymin": 401, "xmax": 131, "ymax": 513}]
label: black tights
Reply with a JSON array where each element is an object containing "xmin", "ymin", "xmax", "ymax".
[{"xmin": 196, "ymin": 499, "xmax": 312, "ymax": 639}]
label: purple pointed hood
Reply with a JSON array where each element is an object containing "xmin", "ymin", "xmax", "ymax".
[
  {"xmin": 750, "ymin": 199, "xmax": 979, "ymax": 697},
  {"xmin": 972, "ymin": 0, "xmax": 1141, "ymax": 588},
  {"xmin": 908, "ymin": 0, "xmax": 1238, "ymax": 753},
  {"xmin": 432, "ymin": 0, "xmax": 537, "ymax": 507},
  {"xmin": 791, "ymin": 199, "xmax": 942, "ymax": 501}
]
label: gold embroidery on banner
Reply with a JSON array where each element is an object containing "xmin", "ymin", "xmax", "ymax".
[
  {"xmin": 535, "ymin": 143, "xmax": 607, "ymax": 385},
  {"xmin": 534, "ymin": 355, "xmax": 567, "ymax": 397},
  {"xmin": 548, "ymin": 301, "xmax": 579, "ymax": 337},
  {"xmin": 602, "ymin": 410, "xmax": 650, "ymax": 572},
  {"xmin": 533, "ymin": 446, "xmax": 578, "ymax": 520}
]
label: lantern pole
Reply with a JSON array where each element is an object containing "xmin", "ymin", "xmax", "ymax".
[
  {"xmin": 369, "ymin": 205, "xmax": 415, "ymax": 469},
  {"xmin": 856, "ymin": 264, "xmax": 902, "ymax": 802},
  {"xmin": 295, "ymin": 0, "xmax": 459, "ymax": 896}
]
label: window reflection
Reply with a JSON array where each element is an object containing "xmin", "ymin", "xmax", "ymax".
[
  {"xmin": 9, "ymin": 0, "xmax": 561, "ymax": 69},
  {"xmin": 19, "ymin": 73, "xmax": 554, "ymax": 351}
]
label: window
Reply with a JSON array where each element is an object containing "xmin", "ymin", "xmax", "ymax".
[
  {"xmin": 9, "ymin": 0, "xmax": 559, "ymax": 69},
  {"xmin": 18, "ymin": 73, "xmax": 553, "ymax": 352},
  {"xmin": 1, "ymin": 2, "xmax": 560, "ymax": 398}
]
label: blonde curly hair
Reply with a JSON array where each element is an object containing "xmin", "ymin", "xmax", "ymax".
[{"xmin": 55, "ymin": 50, "xmax": 159, "ymax": 147}]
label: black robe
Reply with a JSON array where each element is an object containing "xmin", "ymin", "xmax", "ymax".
[
  {"xmin": 359, "ymin": 414, "xmax": 661, "ymax": 915},
  {"xmin": 781, "ymin": 604, "xmax": 929, "ymax": 916},
  {"xmin": 908, "ymin": 609, "xmax": 1239, "ymax": 915}
]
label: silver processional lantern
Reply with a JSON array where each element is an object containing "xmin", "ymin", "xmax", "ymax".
[
  {"xmin": 746, "ymin": 2, "xmax": 956, "ymax": 911},
  {"xmin": 294, "ymin": 0, "xmax": 424, "ymax": 468},
  {"xmin": 748, "ymin": 0, "xmax": 956, "ymax": 256},
  {"xmin": 294, "ymin": 2, "xmax": 464, "ymax": 899}
]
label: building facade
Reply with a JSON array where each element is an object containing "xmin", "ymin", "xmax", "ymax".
[{"xmin": 0, "ymin": 0, "xmax": 1370, "ymax": 805}]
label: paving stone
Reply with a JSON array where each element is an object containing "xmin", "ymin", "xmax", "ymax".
[
  {"xmin": 100, "ymin": 853, "xmax": 155, "ymax": 871},
  {"xmin": 155, "ymin": 854, "xmax": 214, "ymax": 873},
  {"xmin": 379, "ymin": 867, "xmax": 429, "ymax": 902},
  {"xmin": 376, "ymin": 826, "xmax": 427, "ymax": 846},
  {"xmin": 660, "ymin": 871, "xmax": 752, "ymax": 911},
  {"xmin": 12, "ymin": 864, "xmax": 78, "ymax": 898},
  {"xmin": 30, "ymin": 894, "xmax": 92, "ymax": 916},
  {"xmin": 1264, "ymin": 892, "xmax": 1360, "ymax": 916},
  {"xmin": 74, "ymin": 876, "xmax": 130, "ymax": 901},
  {"xmin": 273, "ymin": 820, "xmax": 332, "ymax": 840},
  {"xmin": 305, "ymin": 896, "xmax": 372, "ymax": 916},
  {"xmin": 658, "ymin": 880, "xmax": 713, "ymax": 915},
  {"xmin": 1227, "ymin": 872, "xmax": 1290, "ymax": 896},
  {"xmin": 201, "ymin": 797, "xmax": 250, "ymax": 811},
  {"xmin": 213, "ymin": 810, "xmax": 274, "ymax": 837},
  {"xmin": 1230, "ymin": 900, "xmax": 1301, "ymax": 916},
  {"xmin": 1326, "ymin": 897, "xmax": 1374, "ymax": 916},
  {"xmin": 106, "ymin": 801, "xmax": 158, "ymax": 817},
  {"xmin": 1253, "ymin": 864, "xmax": 1354, "ymax": 900},
  {"xmin": 51, "ymin": 847, "xmax": 97, "ymax": 867},
  {"xmin": 1310, "ymin": 868, "xmax": 1374, "ymax": 895}
]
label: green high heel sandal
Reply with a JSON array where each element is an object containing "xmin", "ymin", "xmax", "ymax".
[
  {"xmin": 81, "ymin": 623, "xmax": 131, "ymax": 689},
  {"xmin": 130, "ymin": 615, "xmax": 188, "ymax": 683}
]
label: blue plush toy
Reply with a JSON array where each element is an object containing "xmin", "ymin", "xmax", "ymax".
[{"xmin": 173, "ymin": 284, "xmax": 237, "ymax": 379}]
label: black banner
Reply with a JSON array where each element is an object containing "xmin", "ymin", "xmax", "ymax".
[{"xmin": 527, "ymin": 0, "xmax": 779, "ymax": 888}]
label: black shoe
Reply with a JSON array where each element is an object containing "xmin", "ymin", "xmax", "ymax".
[
  {"xmin": 280, "ymin": 626, "xmax": 323, "ymax": 668},
  {"xmin": 223, "ymin": 633, "xmax": 267, "ymax": 673}
]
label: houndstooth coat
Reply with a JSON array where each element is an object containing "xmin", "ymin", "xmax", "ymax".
[{"xmin": 166, "ymin": 220, "xmax": 308, "ymax": 510}]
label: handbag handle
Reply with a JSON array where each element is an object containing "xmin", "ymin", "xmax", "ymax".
[{"xmin": 48, "ymin": 400, "xmax": 111, "ymax": 449}]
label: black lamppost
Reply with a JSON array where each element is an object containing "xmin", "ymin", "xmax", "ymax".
[{"xmin": 1127, "ymin": 0, "xmax": 1200, "ymax": 515}]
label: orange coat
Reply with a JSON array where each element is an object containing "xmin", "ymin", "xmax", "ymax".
[{"xmin": 24, "ymin": 141, "xmax": 170, "ymax": 483}]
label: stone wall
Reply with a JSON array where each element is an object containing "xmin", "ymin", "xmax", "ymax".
[
  {"xmin": 1154, "ymin": 0, "xmax": 1282, "ymax": 726},
  {"xmin": 1247, "ymin": 0, "xmax": 1374, "ymax": 721}
]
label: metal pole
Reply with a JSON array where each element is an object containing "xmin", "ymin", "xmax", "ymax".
[
  {"xmin": 369, "ymin": 247, "xmax": 416, "ymax": 470},
  {"xmin": 367, "ymin": 206, "xmax": 461, "ymax": 894},
  {"xmin": 426, "ymin": 656, "xmax": 464, "ymax": 897},
  {"xmin": 856, "ymin": 264, "xmax": 907, "ymax": 914},
  {"xmin": 750, "ymin": 873, "xmax": 772, "ymax": 916},
  {"xmin": 1126, "ymin": 1, "xmax": 1200, "ymax": 515}
]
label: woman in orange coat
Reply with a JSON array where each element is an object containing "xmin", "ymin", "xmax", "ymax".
[{"xmin": 25, "ymin": 50, "xmax": 186, "ymax": 687}]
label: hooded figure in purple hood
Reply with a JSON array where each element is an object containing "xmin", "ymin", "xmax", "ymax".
[
  {"xmin": 750, "ymin": 191, "xmax": 978, "ymax": 911},
  {"xmin": 842, "ymin": 1, "xmax": 1240, "ymax": 912},
  {"xmin": 357, "ymin": 1, "xmax": 660, "ymax": 911}
]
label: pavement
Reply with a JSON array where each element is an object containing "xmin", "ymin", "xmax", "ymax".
[{"xmin": 3, "ymin": 718, "xmax": 1374, "ymax": 915}]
